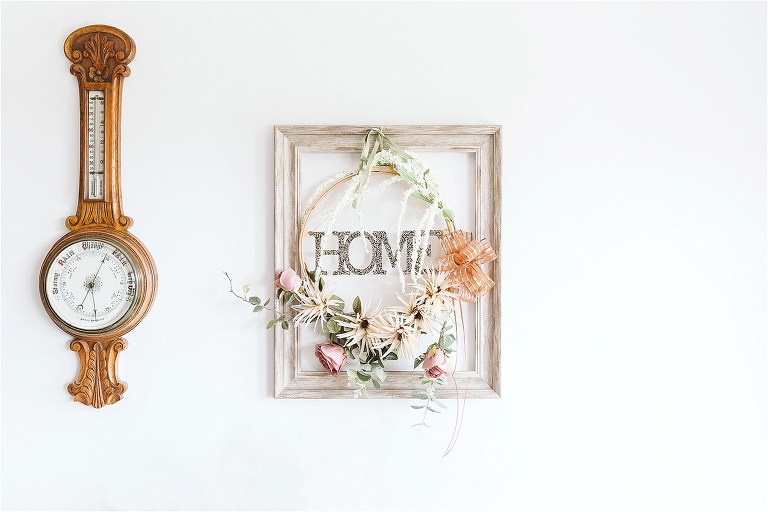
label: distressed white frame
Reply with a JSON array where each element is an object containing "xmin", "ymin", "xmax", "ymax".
[{"xmin": 274, "ymin": 125, "xmax": 501, "ymax": 398}]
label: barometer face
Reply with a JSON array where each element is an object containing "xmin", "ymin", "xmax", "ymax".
[{"xmin": 42, "ymin": 235, "xmax": 141, "ymax": 333}]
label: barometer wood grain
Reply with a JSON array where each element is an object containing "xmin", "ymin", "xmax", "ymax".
[{"xmin": 39, "ymin": 25, "xmax": 157, "ymax": 408}]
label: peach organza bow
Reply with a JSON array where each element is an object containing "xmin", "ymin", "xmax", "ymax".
[{"xmin": 437, "ymin": 230, "xmax": 497, "ymax": 302}]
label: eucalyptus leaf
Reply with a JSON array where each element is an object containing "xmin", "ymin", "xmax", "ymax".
[
  {"xmin": 352, "ymin": 296, "xmax": 362, "ymax": 314},
  {"xmin": 253, "ymin": 306, "xmax": 263, "ymax": 313},
  {"xmin": 394, "ymin": 166, "xmax": 417, "ymax": 184},
  {"xmin": 242, "ymin": 284, "xmax": 250, "ymax": 294},
  {"xmin": 327, "ymin": 318, "xmax": 340, "ymax": 334},
  {"xmin": 434, "ymin": 400, "xmax": 448, "ymax": 409},
  {"xmin": 372, "ymin": 366, "xmax": 386, "ymax": 381},
  {"xmin": 410, "ymin": 405, "xmax": 425, "ymax": 410},
  {"xmin": 281, "ymin": 320, "xmax": 289, "ymax": 330},
  {"xmin": 346, "ymin": 369, "xmax": 357, "ymax": 379},
  {"xmin": 371, "ymin": 379, "xmax": 381, "ymax": 390},
  {"xmin": 427, "ymin": 406, "xmax": 441, "ymax": 413},
  {"xmin": 264, "ymin": 298, "xmax": 271, "ymax": 307},
  {"xmin": 438, "ymin": 321, "xmax": 448, "ymax": 341},
  {"xmin": 249, "ymin": 296, "xmax": 261, "ymax": 305},
  {"xmin": 412, "ymin": 191, "xmax": 433, "ymax": 203},
  {"xmin": 413, "ymin": 393, "xmax": 430, "ymax": 400},
  {"xmin": 266, "ymin": 318, "xmax": 279, "ymax": 329},
  {"xmin": 330, "ymin": 295, "xmax": 344, "ymax": 310},
  {"xmin": 441, "ymin": 208, "xmax": 456, "ymax": 223},
  {"xmin": 356, "ymin": 371, "xmax": 371, "ymax": 382},
  {"xmin": 383, "ymin": 352, "xmax": 398, "ymax": 361}
]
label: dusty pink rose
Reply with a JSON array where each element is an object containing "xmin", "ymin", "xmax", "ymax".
[
  {"xmin": 315, "ymin": 343, "xmax": 347, "ymax": 376},
  {"xmin": 274, "ymin": 268, "xmax": 302, "ymax": 292},
  {"xmin": 422, "ymin": 348, "xmax": 449, "ymax": 379}
]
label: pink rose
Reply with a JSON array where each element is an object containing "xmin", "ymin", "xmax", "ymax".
[
  {"xmin": 315, "ymin": 343, "xmax": 347, "ymax": 376},
  {"xmin": 422, "ymin": 348, "xmax": 449, "ymax": 379},
  {"xmin": 274, "ymin": 268, "xmax": 302, "ymax": 292}
]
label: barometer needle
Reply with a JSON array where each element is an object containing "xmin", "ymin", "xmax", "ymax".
[
  {"xmin": 78, "ymin": 286, "xmax": 92, "ymax": 309},
  {"xmin": 92, "ymin": 288, "xmax": 97, "ymax": 320},
  {"xmin": 93, "ymin": 254, "xmax": 108, "ymax": 278},
  {"xmin": 78, "ymin": 254, "xmax": 107, "ymax": 310}
]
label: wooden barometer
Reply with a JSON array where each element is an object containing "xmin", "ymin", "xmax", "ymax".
[{"xmin": 39, "ymin": 25, "xmax": 157, "ymax": 408}]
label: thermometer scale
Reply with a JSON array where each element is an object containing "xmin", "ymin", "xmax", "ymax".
[{"xmin": 87, "ymin": 90, "xmax": 105, "ymax": 200}]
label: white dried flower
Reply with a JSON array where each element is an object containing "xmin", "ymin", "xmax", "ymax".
[
  {"xmin": 292, "ymin": 279, "xmax": 343, "ymax": 326},
  {"xmin": 337, "ymin": 302, "xmax": 387, "ymax": 360},
  {"xmin": 390, "ymin": 293, "xmax": 439, "ymax": 335},
  {"xmin": 412, "ymin": 268, "xmax": 457, "ymax": 318},
  {"xmin": 375, "ymin": 312, "xmax": 422, "ymax": 361}
]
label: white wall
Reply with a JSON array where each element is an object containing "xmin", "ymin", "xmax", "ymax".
[{"xmin": 2, "ymin": 2, "xmax": 766, "ymax": 511}]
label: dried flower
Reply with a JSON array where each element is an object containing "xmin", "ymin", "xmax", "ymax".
[
  {"xmin": 422, "ymin": 348, "xmax": 449, "ymax": 380},
  {"xmin": 375, "ymin": 312, "xmax": 421, "ymax": 361},
  {"xmin": 412, "ymin": 268, "xmax": 457, "ymax": 318},
  {"xmin": 292, "ymin": 279, "xmax": 343, "ymax": 326},
  {"xmin": 390, "ymin": 293, "xmax": 438, "ymax": 335},
  {"xmin": 337, "ymin": 302, "xmax": 387, "ymax": 360},
  {"xmin": 274, "ymin": 268, "xmax": 302, "ymax": 292},
  {"xmin": 315, "ymin": 343, "xmax": 347, "ymax": 376}
]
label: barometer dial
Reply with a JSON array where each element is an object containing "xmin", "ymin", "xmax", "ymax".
[{"xmin": 43, "ymin": 238, "xmax": 138, "ymax": 331}]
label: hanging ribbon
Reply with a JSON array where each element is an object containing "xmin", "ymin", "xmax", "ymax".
[{"xmin": 436, "ymin": 230, "xmax": 497, "ymax": 302}]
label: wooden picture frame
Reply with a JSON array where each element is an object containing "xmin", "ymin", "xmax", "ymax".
[{"xmin": 274, "ymin": 125, "xmax": 502, "ymax": 399}]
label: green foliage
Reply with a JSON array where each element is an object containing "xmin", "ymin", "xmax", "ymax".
[
  {"xmin": 327, "ymin": 318, "xmax": 341, "ymax": 334},
  {"xmin": 383, "ymin": 351, "xmax": 398, "ymax": 361},
  {"xmin": 305, "ymin": 265, "xmax": 316, "ymax": 283},
  {"xmin": 330, "ymin": 295, "xmax": 344, "ymax": 311},
  {"xmin": 266, "ymin": 315, "xmax": 286, "ymax": 330},
  {"xmin": 352, "ymin": 296, "xmax": 362, "ymax": 314},
  {"xmin": 411, "ymin": 191, "xmax": 433, "ymax": 204},
  {"xmin": 412, "ymin": 375, "xmax": 446, "ymax": 431},
  {"xmin": 347, "ymin": 362, "xmax": 387, "ymax": 398}
]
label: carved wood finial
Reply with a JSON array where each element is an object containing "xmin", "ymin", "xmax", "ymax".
[
  {"xmin": 64, "ymin": 25, "xmax": 135, "ymax": 84},
  {"xmin": 68, "ymin": 338, "xmax": 128, "ymax": 408}
]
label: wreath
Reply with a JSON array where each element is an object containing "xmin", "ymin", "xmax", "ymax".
[{"xmin": 227, "ymin": 128, "xmax": 497, "ymax": 453}]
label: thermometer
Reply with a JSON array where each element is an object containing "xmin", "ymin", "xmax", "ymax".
[{"xmin": 86, "ymin": 90, "xmax": 105, "ymax": 200}]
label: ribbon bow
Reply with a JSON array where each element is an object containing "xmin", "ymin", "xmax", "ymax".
[{"xmin": 437, "ymin": 230, "xmax": 497, "ymax": 302}]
